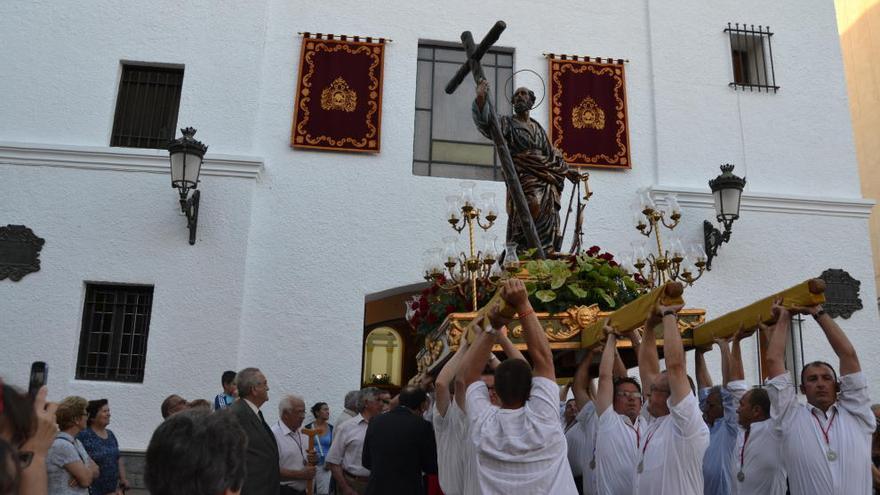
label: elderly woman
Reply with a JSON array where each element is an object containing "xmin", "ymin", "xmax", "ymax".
[
  {"xmin": 76, "ymin": 400, "xmax": 128, "ymax": 495},
  {"xmin": 47, "ymin": 396, "xmax": 98, "ymax": 494}
]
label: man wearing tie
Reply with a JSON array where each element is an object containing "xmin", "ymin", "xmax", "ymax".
[{"xmin": 231, "ymin": 367, "xmax": 281, "ymax": 495}]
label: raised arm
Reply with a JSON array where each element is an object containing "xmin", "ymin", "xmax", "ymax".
[
  {"xmin": 435, "ymin": 335, "xmax": 470, "ymax": 416},
  {"xmin": 728, "ymin": 327, "xmax": 750, "ymax": 382},
  {"xmin": 596, "ymin": 327, "xmax": 619, "ymax": 416},
  {"xmin": 695, "ymin": 346, "xmax": 713, "ymax": 390},
  {"xmin": 497, "ymin": 326, "xmax": 526, "ymax": 362},
  {"xmin": 459, "ymin": 318, "xmax": 495, "ymax": 388},
  {"xmin": 793, "ymin": 304, "xmax": 860, "ymax": 375},
  {"xmin": 714, "ymin": 337, "xmax": 731, "ymax": 386},
  {"xmin": 505, "ymin": 279, "xmax": 555, "ymax": 380},
  {"xmin": 658, "ymin": 303, "xmax": 689, "ymax": 405},
  {"xmin": 572, "ymin": 346, "xmax": 598, "ymax": 410},
  {"xmin": 764, "ymin": 299, "xmax": 791, "ymax": 379},
  {"xmin": 638, "ymin": 312, "xmax": 662, "ymax": 390}
]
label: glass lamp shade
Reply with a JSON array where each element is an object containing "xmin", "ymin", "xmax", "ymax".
[
  {"xmin": 481, "ymin": 192, "xmax": 498, "ymax": 218},
  {"xmin": 708, "ymin": 164, "xmax": 746, "ymax": 222},
  {"xmin": 631, "ymin": 241, "xmax": 648, "ymax": 264},
  {"xmin": 666, "ymin": 193, "xmax": 681, "ymax": 216},
  {"xmin": 445, "ymin": 195, "xmax": 461, "ymax": 222},
  {"xmin": 443, "ymin": 236, "xmax": 460, "ymax": 265},
  {"xmin": 460, "ymin": 181, "xmax": 477, "ymax": 209},
  {"xmin": 502, "ymin": 242, "xmax": 519, "ymax": 270},
  {"xmin": 688, "ymin": 243, "xmax": 707, "ymax": 263},
  {"xmin": 423, "ymin": 248, "xmax": 444, "ymax": 274},
  {"xmin": 168, "ymin": 127, "xmax": 208, "ymax": 191},
  {"xmin": 483, "ymin": 235, "xmax": 499, "ymax": 259},
  {"xmin": 668, "ymin": 236, "xmax": 685, "ymax": 259},
  {"xmin": 638, "ymin": 188, "xmax": 655, "ymax": 212}
]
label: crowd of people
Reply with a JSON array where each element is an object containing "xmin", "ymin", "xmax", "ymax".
[{"xmin": 1, "ymin": 279, "xmax": 879, "ymax": 494}]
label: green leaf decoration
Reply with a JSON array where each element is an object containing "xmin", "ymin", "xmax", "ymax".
[
  {"xmin": 535, "ymin": 289, "xmax": 557, "ymax": 302},
  {"xmin": 525, "ymin": 282, "xmax": 537, "ymax": 295},
  {"xmin": 567, "ymin": 284, "xmax": 589, "ymax": 298},
  {"xmin": 594, "ymin": 288, "xmax": 616, "ymax": 308}
]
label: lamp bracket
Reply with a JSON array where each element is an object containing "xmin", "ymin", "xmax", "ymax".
[
  {"xmin": 179, "ymin": 189, "xmax": 200, "ymax": 245},
  {"xmin": 703, "ymin": 219, "xmax": 735, "ymax": 270}
]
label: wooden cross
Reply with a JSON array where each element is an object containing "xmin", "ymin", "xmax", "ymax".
[
  {"xmin": 301, "ymin": 427, "xmax": 318, "ymax": 495},
  {"xmin": 445, "ymin": 21, "xmax": 546, "ymax": 259}
]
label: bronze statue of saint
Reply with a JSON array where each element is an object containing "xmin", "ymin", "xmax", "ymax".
[{"xmin": 472, "ymin": 79, "xmax": 580, "ymax": 254}]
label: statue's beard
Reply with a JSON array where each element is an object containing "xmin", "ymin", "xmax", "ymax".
[{"xmin": 513, "ymin": 100, "xmax": 532, "ymax": 114}]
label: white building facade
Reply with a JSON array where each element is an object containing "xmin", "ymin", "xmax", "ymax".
[{"xmin": 1, "ymin": 0, "xmax": 877, "ymax": 450}]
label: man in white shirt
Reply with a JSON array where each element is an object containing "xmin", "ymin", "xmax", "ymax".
[
  {"xmin": 763, "ymin": 300, "xmax": 874, "ymax": 495},
  {"xmin": 326, "ymin": 387, "xmax": 383, "ymax": 495},
  {"xmin": 593, "ymin": 328, "xmax": 646, "ymax": 495},
  {"xmin": 632, "ymin": 302, "xmax": 709, "ymax": 495},
  {"xmin": 458, "ymin": 278, "xmax": 578, "ymax": 495},
  {"xmin": 271, "ymin": 395, "xmax": 316, "ymax": 495},
  {"xmin": 568, "ymin": 348, "xmax": 599, "ymax": 495}
]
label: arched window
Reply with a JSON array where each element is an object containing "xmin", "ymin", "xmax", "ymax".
[{"xmin": 362, "ymin": 326, "xmax": 403, "ymax": 387}]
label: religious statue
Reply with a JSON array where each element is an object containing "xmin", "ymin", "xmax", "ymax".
[{"xmin": 473, "ymin": 79, "xmax": 581, "ymax": 255}]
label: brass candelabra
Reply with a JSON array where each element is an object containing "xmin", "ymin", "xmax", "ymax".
[
  {"xmin": 423, "ymin": 182, "xmax": 505, "ymax": 310},
  {"xmin": 630, "ymin": 189, "xmax": 707, "ymax": 288}
]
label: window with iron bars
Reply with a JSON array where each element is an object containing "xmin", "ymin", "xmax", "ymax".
[
  {"xmin": 110, "ymin": 63, "xmax": 184, "ymax": 149},
  {"xmin": 725, "ymin": 23, "xmax": 779, "ymax": 93},
  {"xmin": 76, "ymin": 283, "xmax": 153, "ymax": 383},
  {"xmin": 412, "ymin": 41, "xmax": 514, "ymax": 181}
]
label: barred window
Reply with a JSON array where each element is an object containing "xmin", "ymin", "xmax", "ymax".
[
  {"xmin": 413, "ymin": 41, "xmax": 513, "ymax": 181},
  {"xmin": 725, "ymin": 23, "xmax": 778, "ymax": 93},
  {"xmin": 110, "ymin": 63, "xmax": 184, "ymax": 149},
  {"xmin": 76, "ymin": 283, "xmax": 153, "ymax": 383}
]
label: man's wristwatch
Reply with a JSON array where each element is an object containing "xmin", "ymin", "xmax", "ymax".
[
  {"xmin": 662, "ymin": 309, "xmax": 677, "ymax": 317},
  {"xmin": 814, "ymin": 308, "xmax": 826, "ymax": 319}
]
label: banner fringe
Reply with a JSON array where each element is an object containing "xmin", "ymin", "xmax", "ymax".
[
  {"xmin": 544, "ymin": 53, "xmax": 628, "ymax": 64},
  {"xmin": 298, "ymin": 32, "xmax": 392, "ymax": 43}
]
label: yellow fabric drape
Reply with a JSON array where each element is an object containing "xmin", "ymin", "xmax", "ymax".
[
  {"xmin": 580, "ymin": 282, "xmax": 685, "ymax": 348},
  {"xmin": 691, "ymin": 279, "xmax": 826, "ymax": 346}
]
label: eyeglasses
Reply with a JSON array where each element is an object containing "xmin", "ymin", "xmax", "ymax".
[{"xmin": 615, "ymin": 391, "xmax": 642, "ymax": 399}]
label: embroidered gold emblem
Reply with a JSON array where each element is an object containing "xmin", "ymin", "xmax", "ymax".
[
  {"xmin": 320, "ymin": 77, "xmax": 357, "ymax": 112},
  {"xmin": 572, "ymin": 97, "xmax": 605, "ymax": 130}
]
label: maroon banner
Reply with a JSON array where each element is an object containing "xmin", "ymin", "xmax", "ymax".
[
  {"xmin": 549, "ymin": 57, "xmax": 631, "ymax": 169},
  {"xmin": 291, "ymin": 35, "xmax": 385, "ymax": 152}
]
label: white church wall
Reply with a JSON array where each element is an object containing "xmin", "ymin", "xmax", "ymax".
[{"xmin": 0, "ymin": 0, "xmax": 877, "ymax": 449}]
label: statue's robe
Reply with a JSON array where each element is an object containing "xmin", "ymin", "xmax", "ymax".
[{"xmin": 473, "ymin": 101, "xmax": 571, "ymax": 254}]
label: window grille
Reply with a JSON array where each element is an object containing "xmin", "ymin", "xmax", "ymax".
[
  {"xmin": 76, "ymin": 283, "xmax": 153, "ymax": 383},
  {"xmin": 725, "ymin": 23, "xmax": 778, "ymax": 93},
  {"xmin": 413, "ymin": 41, "xmax": 514, "ymax": 181},
  {"xmin": 110, "ymin": 63, "xmax": 184, "ymax": 149}
]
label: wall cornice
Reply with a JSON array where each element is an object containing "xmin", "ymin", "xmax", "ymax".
[
  {"xmin": 0, "ymin": 141, "xmax": 263, "ymax": 180},
  {"xmin": 650, "ymin": 185, "xmax": 875, "ymax": 219}
]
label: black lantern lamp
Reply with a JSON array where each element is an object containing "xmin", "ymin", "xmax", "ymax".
[
  {"xmin": 704, "ymin": 164, "xmax": 746, "ymax": 270},
  {"xmin": 168, "ymin": 127, "xmax": 208, "ymax": 245}
]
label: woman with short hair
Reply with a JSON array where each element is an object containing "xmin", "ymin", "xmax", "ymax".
[{"xmin": 47, "ymin": 396, "xmax": 98, "ymax": 494}]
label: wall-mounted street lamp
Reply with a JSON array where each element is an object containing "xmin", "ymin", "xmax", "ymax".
[
  {"xmin": 704, "ymin": 164, "xmax": 746, "ymax": 270},
  {"xmin": 168, "ymin": 127, "xmax": 208, "ymax": 245}
]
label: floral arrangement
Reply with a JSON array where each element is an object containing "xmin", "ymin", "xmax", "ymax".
[{"xmin": 406, "ymin": 246, "xmax": 644, "ymax": 336}]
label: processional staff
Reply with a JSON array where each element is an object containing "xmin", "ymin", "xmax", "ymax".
[{"xmin": 301, "ymin": 427, "xmax": 318, "ymax": 495}]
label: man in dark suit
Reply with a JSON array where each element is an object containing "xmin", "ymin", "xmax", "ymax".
[
  {"xmin": 362, "ymin": 386, "xmax": 438, "ymax": 495},
  {"xmin": 231, "ymin": 367, "xmax": 281, "ymax": 495}
]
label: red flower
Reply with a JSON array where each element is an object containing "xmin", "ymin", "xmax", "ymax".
[
  {"xmin": 430, "ymin": 284, "xmax": 440, "ymax": 295},
  {"xmin": 410, "ymin": 301, "xmax": 420, "ymax": 311},
  {"xmin": 587, "ymin": 245, "xmax": 601, "ymax": 255},
  {"xmin": 445, "ymin": 304, "xmax": 456, "ymax": 314},
  {"xmin": 411, "ymin": 315, "xmax": 421, "ymax": 327},
  {"xmin": 421, "ymin": 288, "xmax": 430, "ymax": 297},
  {"xmin": 609, "ymin": 260, "xmax": 618, "ymax": 267},
  {"xmin": 599, "ymin": 252, "xmax": 614, "ymax": 262},
  {"xmin": 426, "ymin": 312, "xmax": 438, "ymax": 324},
  {"xmin": 419, "ymin": 298, "xmax": 429, "ymax": 313}
]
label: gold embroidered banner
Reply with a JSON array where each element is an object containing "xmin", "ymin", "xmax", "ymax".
[
  {"xmin": 548, "ymin": 55, "xmax": 631, "ymax": 169},
  {"xmin": 291, "ymin": 34, "xmax": 386, "ymax": 152}
]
